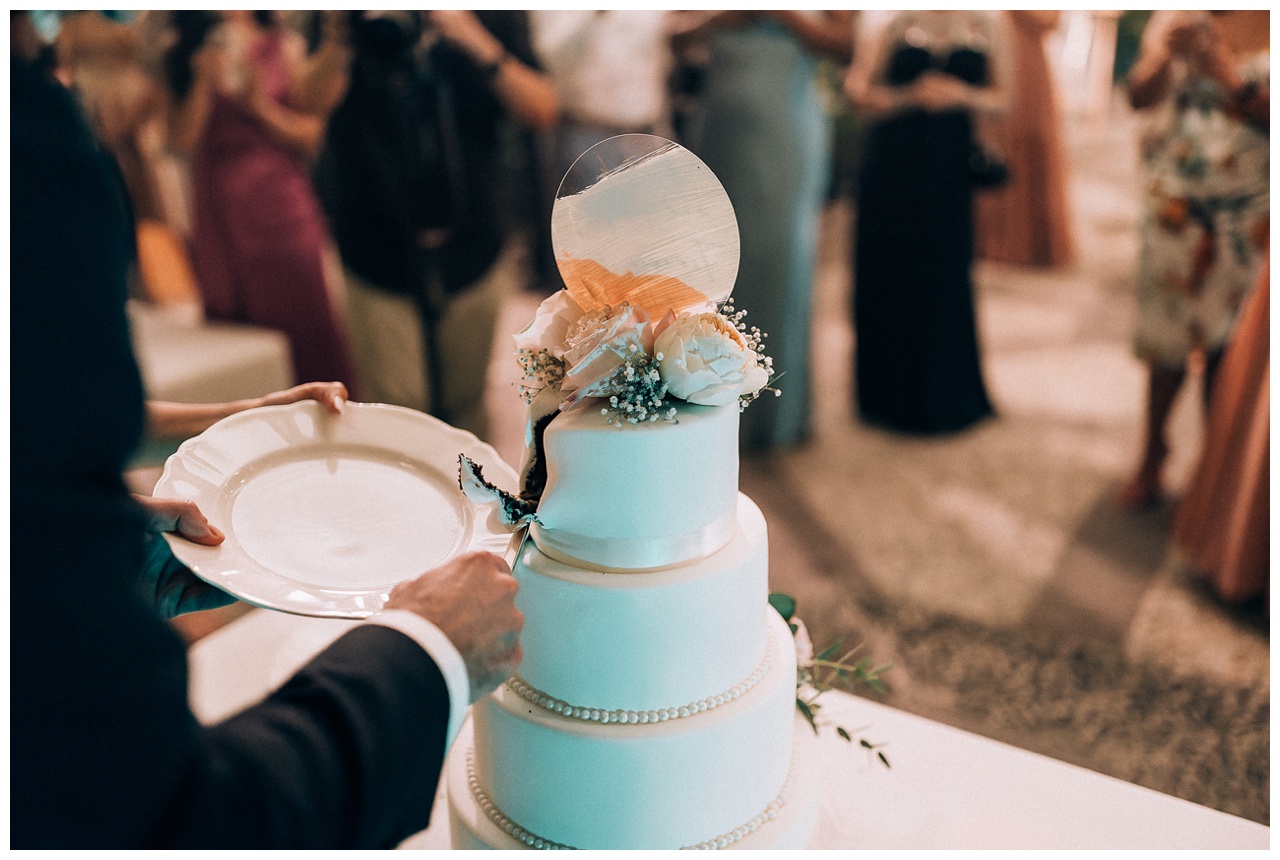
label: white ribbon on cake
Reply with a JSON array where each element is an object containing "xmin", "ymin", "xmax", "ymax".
[{"xmin": 528, "ymin": 506, "xmax": 737, "ymax": 572}]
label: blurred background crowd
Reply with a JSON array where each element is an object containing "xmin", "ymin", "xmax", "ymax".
[{"xmin": 12, "ymin": 9, "xmax": 1268, "ymax": 613}]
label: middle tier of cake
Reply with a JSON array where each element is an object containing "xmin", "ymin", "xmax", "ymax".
[{"xmin": 512, "ymin": 493, "xmax": 769, "ymax": 713}]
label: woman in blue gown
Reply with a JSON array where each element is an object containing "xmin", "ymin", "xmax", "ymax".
[
  {"xmin": 675, "ymin": 11, "xmax": 853, "ymax": 451},
  {"xmin": 844, "ymin": 11, "xmax": 1010, "ymax": 435}
]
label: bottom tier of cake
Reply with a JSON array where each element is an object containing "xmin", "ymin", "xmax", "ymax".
[
  {"xmin": 444, "ymin": 609, "xmax": 817, "ymax": 850},
  {"xmin": 446, "ymin": 712, "xmax": 819, "ymax": 850}
]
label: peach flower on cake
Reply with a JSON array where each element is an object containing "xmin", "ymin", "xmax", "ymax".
[
  {"xmin": 513, "ymin": 289, "xmax": 586, "ymax": 359},
  {"xmin": 560, "ymin": 302, "xmax": 653, "ymax": 399}
]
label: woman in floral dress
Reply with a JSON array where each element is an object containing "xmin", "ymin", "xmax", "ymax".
[{"xmin": 1119, "ymin": 10, "xmax": 1268, "ymax": 509}]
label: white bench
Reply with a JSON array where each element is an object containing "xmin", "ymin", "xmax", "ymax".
[{"xmin": 126, "ymin": 299, "xmax": 294, "ymax": 472}]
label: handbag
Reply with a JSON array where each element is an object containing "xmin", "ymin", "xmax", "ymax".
[{"xmin": 969, "ymin": 142, "xmax": 1010, "ymax": 190}]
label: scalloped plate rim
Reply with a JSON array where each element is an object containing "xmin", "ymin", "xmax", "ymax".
[{"xmin": 153, "ymin": 401, "xmax": 518, "ymax": 619}]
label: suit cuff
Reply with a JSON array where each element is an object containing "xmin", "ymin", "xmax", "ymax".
[{"xmin": 364, "ymin": 610, "xmax": 470, "ymax": 751}]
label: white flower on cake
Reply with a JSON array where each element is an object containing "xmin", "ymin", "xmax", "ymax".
[
  {"xmin": 655, "ymin": 311, "xmax": 770, "ymax": 406},
  {"xmin": 791, "ymin": 616, "xmax": 815, "ymax": 668}
]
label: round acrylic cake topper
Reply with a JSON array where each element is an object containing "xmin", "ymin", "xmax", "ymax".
[{"xmin": 551, "ymin": 134, "xmax": 739, "ymax": 318}]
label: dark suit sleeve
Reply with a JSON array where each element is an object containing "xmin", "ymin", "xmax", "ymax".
[
  {"xmin": 161, "ymin": 626, "xmax": 450, "ymax": 848},
  {"xmin": 14, "ymin": 553, "xmax": 451, "ymax": 848}
]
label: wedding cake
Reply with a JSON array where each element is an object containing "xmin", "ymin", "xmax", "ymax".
[{"xmin": 445, "ymin": 137, "xmax": 818, "ymax": 849}]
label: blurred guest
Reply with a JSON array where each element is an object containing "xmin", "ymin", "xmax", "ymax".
[
  {"xmin": 316, "ymin": 11, "xmax": 556, "ymax": 438},
  {"xmin": 54, "ymin": 12, "xmax": 164, "ymax": 223},
  {"xmin": 54, "ymin": 12, "xmax": 204, "ymax": 311},
  {"xmin": 844, "ymin": 10, "xmax": 1010, "ymax": 435},
  {"xmin": 1118, "ymin": 9, "xmax": 1268, "ymax": 509},
  {"xmin": 13, "ymin": 40, "xmax": 523, "ymax": 847},
  {"xmin": 164, "ymin": 10, "xmax": 361, "ymax": 396},
  {"xmin": 674, "ymin": 11, "xmax": 854, "ymax": 451},
  {"xmin": 1173, "ymin": 251, "xmax": 1268, "ymax": 606},
  {"xmin": 528, "ymin": 10, "xmax": 674, "ymax": 294},
  {"xmin": 11, "ymin": 9, "xmax": 45, "ymax": 68},
  {"xmin": 974, "ymin": 11, "xmax": 1076, "ymax": 268}
]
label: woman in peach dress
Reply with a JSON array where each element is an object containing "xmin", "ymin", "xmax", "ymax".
[
  {"xmin": 974, "ymin": 11, "xmax": 1075, "ymax": 268},
  {"xmin": 1172, "ymin": 251, "xmax": 1269, "ymax": 606}
]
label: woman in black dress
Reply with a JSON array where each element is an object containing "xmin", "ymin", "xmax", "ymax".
[{"xmin": 844, "ymin": 11, "xmax": 1011, "ymax": 435}]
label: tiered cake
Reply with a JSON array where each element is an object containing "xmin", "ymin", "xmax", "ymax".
[
  {"xmin": 445, "ymin": 134, "xmax": 815, "ymax": 849},
  {"xmin": 446, "ymin": 403, "xmax": 817, "ymax": 849}
]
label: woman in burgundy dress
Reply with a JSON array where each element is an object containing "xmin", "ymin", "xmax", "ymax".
[{"xmin": 166, "ymin": 11, "xmax": 360, "ymax": 394}]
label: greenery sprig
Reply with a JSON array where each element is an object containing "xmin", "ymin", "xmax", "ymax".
[{"xmin": 769, "ymin": 592, "xmax": 893, "ymax": 769}]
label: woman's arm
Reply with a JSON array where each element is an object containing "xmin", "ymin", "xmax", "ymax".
[
  {"xmin": 1127, "ymin": 10, "xmax": 1181, "ymax": 110},
  {"xmin": 1009, "ymin": 10, "xmax": 1061, "ymax": 36},
  {"xmin": 243, "ymin": 28, "xmax": 333, "ymax": 159},
  {"xmin": 291, "ymin": 11, "xmax": 353, "ymax": 118},
  {"xmin": 166, "ymin": 43, "xmax": 220, "ymax": 155},
  {"xmin": 666, "ymin": 10, "xmax": 752, "ymax": 53},
  {"xmin": 960, "ymin": 11, "xmax": 1012, "ymax": 117},
  {"xmin": 1198, "ymin": 13, "xmax": 1267, "ymax": 128},
  {"xmin": 843, "ymin": 13, "xmax": 914, "ymax": 120},
  {"xmin": 765, "ymin": 10, "xmax": 855, "ymax": 63},
  {"xmin": 429, "ymin": 10, "xmax": 559, "ymax": 132},
  {"xmin": 146, "ymin": 381, "xmax": 348, "ymax": 440}
]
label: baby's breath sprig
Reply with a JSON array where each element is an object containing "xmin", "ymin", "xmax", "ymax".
[
  {"xmin": 717, "ymin": 298, "xmax": 779, "ymax": 411},
  {"xmin": 516, "ymin": 348, "xmax": 566, "ymax": 405},
  {"xmin": 598, "ymin": 343, "xmax": 678, "ymax": 428}
]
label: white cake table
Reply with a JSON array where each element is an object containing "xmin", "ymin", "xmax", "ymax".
[{"xmin": 187, "ymin": 608, "xmax": 1269, "ymax": 851}]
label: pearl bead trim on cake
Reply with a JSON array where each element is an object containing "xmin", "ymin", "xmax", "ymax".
[
  {"xmin": 465, "ymin": 750, "xmax": 574, "ymax": 849},
  {"xmin": 465, "ymin": 746, "xmax": 795, "ymax": 850},
  {"xmin": 505, "ymin": 635, "xmax": 776, "ymax": 726}
]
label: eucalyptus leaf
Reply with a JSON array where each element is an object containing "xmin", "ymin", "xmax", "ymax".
[
  {"xmin": 815, "ymin": 639, "xmax": 843, "ymax": 662},
  {"xmin": 796, "ymin": 698, "xmax": 818, "ymax": 734},
  {"xmin": 768, "ymin": 592, "xmax": 796, "ymax": 622}
]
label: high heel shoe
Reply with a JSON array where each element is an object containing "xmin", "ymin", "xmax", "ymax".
[
  {"xmin": 1118, "ymin": 442, "xmax": 1168, "ymax": 511},
  {"xmin": 1118, "ymin": 467, "xmax": 1165, "ymax": 511}
]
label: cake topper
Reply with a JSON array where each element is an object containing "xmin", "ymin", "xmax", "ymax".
[
  {"xmin": 515, "ymin": 135, "xmax": 775, "ymax": 427},
  {"xmin": 551, "ymin": 134, "xmax": 740, "ymax": 317}
]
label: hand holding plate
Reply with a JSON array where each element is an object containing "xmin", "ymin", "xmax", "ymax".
[{"xmin": 135, "ymin": 494, "xmax": 226, "ymax": 546}]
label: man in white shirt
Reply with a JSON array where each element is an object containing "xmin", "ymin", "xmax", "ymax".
[{"xmin": 528, "ymin": 11, "xmax": 674, "ymax": 292}]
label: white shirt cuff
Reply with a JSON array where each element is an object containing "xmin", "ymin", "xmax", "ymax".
[{"xmin": 364, "ymin": 610, "xmax": 470, "ymax": 753}]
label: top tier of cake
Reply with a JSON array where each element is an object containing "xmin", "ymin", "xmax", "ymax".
[{"xmin": 530, "ymin": 403, "xmax": 739, "ymax": 571}]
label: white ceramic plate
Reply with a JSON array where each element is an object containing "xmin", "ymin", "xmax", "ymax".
[{"xmin": 153, "ymin": 401, "xmax": 518, "ymax": 618}]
